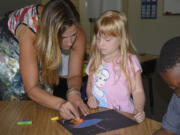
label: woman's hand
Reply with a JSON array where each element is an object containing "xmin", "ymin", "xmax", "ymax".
[
  {"xmin": 67, "ymin": 94, "xmax": 89, "ymax": 116},
  {"xmin": 87, "ymin": 96, "xmax": 98, "ymax": 109},
  {"xmin": 134, "ymin": 110, "xmax": 145, "ymax": 123},
  {"xmin": 59, "ymin": 101, "xmax": 80, "ymax": 120}
]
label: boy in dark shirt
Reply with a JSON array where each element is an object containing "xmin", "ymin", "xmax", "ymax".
[{"xmin": 154, "ymin": 36, "xmax": 180, "ymax": 135}]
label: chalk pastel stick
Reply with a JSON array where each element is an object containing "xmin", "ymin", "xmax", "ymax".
[
  {"xmin": 51, "ymin": 116, "xmax": 59, "ymax": 121},
  {"xmin": 17, "ymin": 121, "xmax": 32, "ymax": 125}
]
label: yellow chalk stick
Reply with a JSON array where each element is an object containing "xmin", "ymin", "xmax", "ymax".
[{"xmin": 51, "ymin": 116, "xmax": 59, "ymax": 121}]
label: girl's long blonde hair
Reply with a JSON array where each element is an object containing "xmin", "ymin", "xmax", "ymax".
[
  {"xmin": 36, "ymin": 0, "xmax": 80, "ymax": 87},
  {"xmin": 89, "ymin": 10, "xmax": 138, "ymax": 91}
]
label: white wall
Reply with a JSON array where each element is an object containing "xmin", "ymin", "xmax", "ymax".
[
  {"xmin": 128, "ymin": 0, "xmax": 180, "ymax": 55},
  {"xmin": 79, "ymin": 0, "xmax": 91, "ymax": 42},
  {"xmin": 79, "ymin": 0, "xmax": 128, "ymax": 42},
  {"xmin": 2, "ymin": 0, "xmax": 179, "ymax": 55}
]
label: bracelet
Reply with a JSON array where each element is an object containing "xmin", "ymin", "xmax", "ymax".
[
  {"xmin": 67, "ymin": 87, "xmax": 79, "ymax": 93},
  {"xmin": 66, "ymin": 89, "xmax": 81, "ymax": 99}
]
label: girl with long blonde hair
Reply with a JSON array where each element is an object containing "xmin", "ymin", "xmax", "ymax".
[{"xmin": 86, "ymin": 10, "xmax": 145, "ymax": 123}]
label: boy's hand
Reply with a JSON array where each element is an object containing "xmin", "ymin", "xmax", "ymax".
[
  {"xmin": 87, "ymin": 96, "xmax": 98, "ymax": 109},
  {"xmin": 134, "ymin": 111, "xmax": 145, "ymax": 123}
]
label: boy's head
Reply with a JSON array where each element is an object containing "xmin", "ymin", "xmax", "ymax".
[{"xmin": 158, "ymin": 36, "xmax": 180, "ymax": 96}]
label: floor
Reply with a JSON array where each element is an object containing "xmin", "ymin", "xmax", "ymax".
[{"xmin": 143, "ymin": 71, "xmax": 173, "ymax": 122}]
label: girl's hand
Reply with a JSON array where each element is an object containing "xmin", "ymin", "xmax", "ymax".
[
  {"xmin": 59, "ymin": 101, "xmax": 80, "ymax": 120},
  {"xmin": 134, "ymin": 111, "xmax": 145, "ymax": 123},
  {"xmin": 87, "ymin": 96, "xmax": 98, "ymax": 109}
]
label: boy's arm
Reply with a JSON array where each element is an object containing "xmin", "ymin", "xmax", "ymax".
[{"xmin": 132, "ymin": 71, "xmax": 145, "ymax": 112}]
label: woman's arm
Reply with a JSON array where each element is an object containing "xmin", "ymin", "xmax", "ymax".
[
  {"xmin": 17, "ymin": 24, "xmax": 65, "ymax": 109},
  {"xmin": 17, "ymin": 25, "xmax": 79, "ymax": 120},
  {"xmin": 67, "ymin": 26, "xmax": 89, "ymax": 115},
  {"xmin": 68, "ymin": 26, "xmax": 86, "ymax": 90}
]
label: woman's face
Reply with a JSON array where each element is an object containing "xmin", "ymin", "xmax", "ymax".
[
  {"xmin": 161, "ymin": 65, "xmax": 180, "ymax": 97},
  {"xmin": 61, "ymin": 25, "xmax": 77, "ymax": 50}
]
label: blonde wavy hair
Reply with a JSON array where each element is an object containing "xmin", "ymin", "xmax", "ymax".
[
  {"xmin": 36, "ymin": 0, "xmax": 80, "ymax": 87},
  {"xmin": 89, "ymin": 10, "xmax": 138, "ymax": 91}
]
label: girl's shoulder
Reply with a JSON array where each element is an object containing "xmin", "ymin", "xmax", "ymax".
[
  {"xmin": 115, "ymin": 54, "xmax": 139, "ymax": 64},
  {"xmin": 130, "ymin": 54, "xmax": 140, "ymax": 62},
  {"xmin": 129, "ymin": 54, "xmax": 142, "ymax": 71}
]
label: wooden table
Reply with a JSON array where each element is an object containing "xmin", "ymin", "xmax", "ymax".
[
  {"xmin": 0, "ymin": 101, "xmax": 161, "ymax": 135},
  {"xmin": 139, "ymin": 54, "xmax": 159, "ymax": 63}
]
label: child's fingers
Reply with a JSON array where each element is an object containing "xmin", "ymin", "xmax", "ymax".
[
  {"xmin": 90, "ymin": 99, "xmax": 97, "ymax": 108},
  {"xmin": 87, "ymin": 98, "xmax": 94, "ymax": 108},
  {"xmin": 136, "ymin": 115, "xmax": 145, "ymax": 123},
  {"xmin": 136, "ymin": 117, "xmax": 144, "ymax": 123},
  {"xmin": 134, "ymin": 111, "xmax": 145, "ymax": 123},
  {"xmin": 88, "ymin": 97, "xmax": 98, "ymax": 108},
  {"xmin": 91, "ymin": 103, "xmax": 97, "ymax": 108},
  {"xmin": 87, "ymin": 100, "xmax": 92, "ymax": 108},
  {"xmin": 134, "ymin": 112, "xmax": 142, "ymax": 118},
  {"xmin": 134, "ymin": 111, "xmax": 145, "ymax": 118},
  {"xmin": 136, "ymin": 113, "xmax": 145, "ymax": 121},
  {"xmin": 92, "ymin": 100, "xmax": 98, "ymax": 108}
]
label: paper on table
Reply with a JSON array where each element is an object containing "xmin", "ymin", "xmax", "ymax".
[{"xmin": 57, "ymin": 109, "xmax": 137, "ymax": 135}]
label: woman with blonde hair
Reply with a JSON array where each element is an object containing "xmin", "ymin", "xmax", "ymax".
[
  {"xmin": 86, "ymin": 10, "xmax": 145, "ymax": 123},
  {"xmin": 0, "ymin": 0, "xmax": 89, "ymax": 120}
]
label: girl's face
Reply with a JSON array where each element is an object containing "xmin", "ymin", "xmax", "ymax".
[
  {"xmin": 96, "ymin": 34, "xmax": 120, "ymax": 61},
  {"xmin": 61, "ymin": 25, "xmax": 77, "ymax": 50},
  {"xmin": 161, "ymin": 65, "xmax": 180, "ymax": 97}
]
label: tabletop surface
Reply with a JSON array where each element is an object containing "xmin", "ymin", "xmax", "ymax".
[
  {"xmin": 0, "ymin": 101, "xmax": 161, "ymax": 135},
  {"xmin": 139, "ymin": 54, "xmax": 159, "ymax": 63}
]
